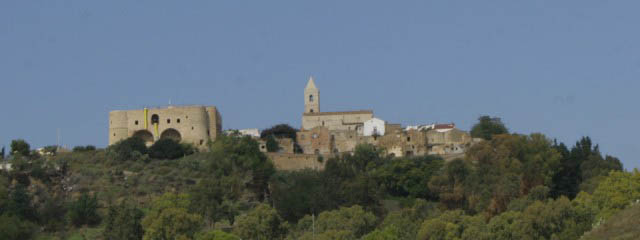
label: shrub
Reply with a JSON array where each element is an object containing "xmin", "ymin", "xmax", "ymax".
[
  {"xmin": 67, "ymin": 192, "xmax": 101, "ymax": 227},
  {"xmin": 73, "ymin": 145, "xmax": 97, "ymax": 152},
  {"xmin": 149, "ymin": 139, "xmax": 192, "ymax": 160},
  {"xmin": 107, "ymin": 137, "xmax": 148, "ymax": 162},
  {"xmin": 10, "ymin": 139, "xmax": 30, "ymax": 156}
]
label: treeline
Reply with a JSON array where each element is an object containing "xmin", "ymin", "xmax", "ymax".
[{"xmin": 0, "ymin": 117, "xmax": 637, "ymax": 240}]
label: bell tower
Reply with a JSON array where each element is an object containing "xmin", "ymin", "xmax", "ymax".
[{"xmin": 304, "ymin": 76, "xmax": 320, "ymax": 113}]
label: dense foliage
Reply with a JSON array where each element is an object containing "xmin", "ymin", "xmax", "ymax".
[
  {"xmin": 470, "ymin": 115, "xmax": 508, "ymax": 140},
  {"xmin": 260, "ymin": 124, "xmax": 298, "ymax": 140},
  {"xmin": 0, "ymin": 117, "xmax": 636, "ymax": 239}
]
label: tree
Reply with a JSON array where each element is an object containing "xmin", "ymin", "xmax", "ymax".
[
  {"xmin": 7, "ymin": 184, "xmax": 36, "ymax": 221},
  {"xmin": 1, "ymin": 146, "xmax": 5, "ymax": 160},
  {"xmin": 289, "ymin": 205, "xmax": 377, "ymax": 240},
  {"xmin": 103, "ymin": 201, "xmax": 145, "ymax": 240},
  {"xmin": 73, "ymin": 145, "xmax": 97, "ymax": 152},
  {"xmin": 208, "ymin": 134, "xmax": 275, "ymax": 201},
  {"xmin": 232, "ymin": 204, "xmax": 287, "ymax": 240},
  {"xmin": 378, "ymin": 199, "xmax": 439, "ymax": 239},
  {"xmin": 107, "ymin": 137, "xmax": 148, "ymax": 162},
  {"xmin": 551, "ymin": 137, "xmax": 623, "ymax": 199},
  {"xmin": 373, "ymin": 155, "xmax": 444, "ymax": 199},
  {"xmin": 590, "ymin": 170, "xmax": 640, "ymax": 220},
  {"xmin": 10, "ymin": 139, "xmax": 30, "ymax": 156},
  {"xmin": 67, "ymin": 192, "xmax": 101, "ymax": 227},
  {"xmin": 0, "ymin": 213, "xmax": 36, "ymax": 240},
  {"xmin": 142, "ymin": 193, "xmax": 202, "ymax": 240},
  {"xmin": 265, "ymin": 135, "xmax": 280, "ymax": 152},
  {"xmin": 195, "ymin": 230, "xmax": 240, "ymax": 240},
  {"xmin": 260, "ymin": 124, "xmax": 298, "ymax": 140},
  {"xmin": 416, "ymin": 210, "xmax": 489, "ymax": 240},
  {"xmin": 189, "ymin": 176, "xmax": 242, "ymax": 226},
  {"xmin": 149, "ymin": 138, "xmax": 192, "ymax": 160},
  {"xmin": 470, "ymin": 115, "xmax": 508, "ymax": 140}
]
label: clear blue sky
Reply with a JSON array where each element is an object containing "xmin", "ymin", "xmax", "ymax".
[{"xmin": 1, "ymin": 1, "xmax": 638, "ymax": 169}]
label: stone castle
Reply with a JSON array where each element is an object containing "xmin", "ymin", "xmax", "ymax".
[
  {"xmin": 109, "ymin": 105, "xmax": 222, "ymax": 150},
  {"xmin": 109, "ymin": 77, "xmax": 474, "ymax": 169}
]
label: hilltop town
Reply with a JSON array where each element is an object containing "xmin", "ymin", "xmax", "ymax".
[{"xmin": 108, "ymin": 77, "xmax": 478, "ymax": 170}]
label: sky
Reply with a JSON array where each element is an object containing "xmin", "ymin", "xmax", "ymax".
[{"xmin": 1, "ymin": 0, "xmax": 638, "ymax": 169}]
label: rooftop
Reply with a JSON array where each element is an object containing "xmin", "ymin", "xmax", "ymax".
[{"xmin": 303, "ymin": 110, "xmax": 373, "ymax": 116}]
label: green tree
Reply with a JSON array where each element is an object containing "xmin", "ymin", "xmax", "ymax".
[
  {"xmin": 107, "ymin": 137, "xmax": 148, "ymax": 162},
  {"xmin": 260, "ymin": 124, "xmax": 298, "ymax": 140},
  {"xmin": 10, "ymin": 139, "xmax": 30, "ymax": 156},
  {"xmin": 232, "ymin": 204, "xmax": 288, "ymax": 240},
  {"xmin": 270, "ymin": 169, "xmax": 331, "ymax": 222},
  {"xmin": 290, "ymin": 205, "xmax": 376, "ymax": 240},
  {"xmin": 0, "ymin": 213, "xmax": 36, "ymax": 240},
  {"xmin": 142, "ymin": 193, "xmax": 202, "ymax": 240},
  {"xmin": 7, "ymin": 184, "xmax": 36, "ymax": 221},
  {"xmin": 374, "ymin": 155, "xmax": 444, "ymax": 199},
  {"xmin": 1, "ymin": 146, "xmax": 6, "ymax": 159},
  {"xmin": 550, "ymin": 137, "xmax": 623, "ymax": 199},
  {"xmin": 208, "ymin": 134, "xmax": 275, "ymax": 201},
  {"xmin": 378, "ymin": 199, "xmax": 439, "ymax": 239},
  {"xmin": 470, "ymin": 115, "xmax": 508, "ymax": 140},
  {"xmin": 416, "ymin": 210, "xmax": 489, "ymax": 240},
  {"xmin": 195, "ymin": 230, "xmax": 240, "ymax": 240},
  {"xmin": 67, "ymin": 192, "xmax": 101, "ymax": 227},
  {"xmin": 590, "ymin": 170, "xmax": 640, "ymax": 220},
  {"xmin": 103, "ymin": 201, "xmax": 145, "ymax": 240},
  {"xmin": 265, "ymin": 135, "xmax": 280, "ymax": 152},
  {"xmin": 189, "ymin": 176, "xmax": 242, "ymax": 226},
  {"xmin": 360, "ymin": 225, "xmax": 402, "ymax": 240},
  {"xmin": 515, "ymin": 197, "xmax": 592, "ymax": 240},
  {"xmin": 149, "ymin": 138, "xmax": 192, "ymax": 160}
]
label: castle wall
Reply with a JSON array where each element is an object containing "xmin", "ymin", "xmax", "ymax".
[
  {"xmin": 109, "ymin": 111, "xmax": 129, "ymax": 144},
  {"xmin": 108, "ymin": 105, "xmax": 221, "ymax": 150},
  {"xmin": 267, "ymin": 153, "xmax": 326, "ymax": 171}
]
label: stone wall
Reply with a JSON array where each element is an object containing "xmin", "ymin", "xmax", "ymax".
[
  {"xmin": 267, "ymin": 153, "xmax": 326, "ymax": 171},
  {"xmin": 301, "ymin": 111, "xmax": 373, "ymax": 131}
]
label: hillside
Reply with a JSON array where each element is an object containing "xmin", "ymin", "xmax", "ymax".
[
  {"xmin": 581, "ymin": 203, "xmax": 640, "ymax": 240},
  {"xmin": 0, "ymin": 124, "xmax": 637, "ymax": 240}
]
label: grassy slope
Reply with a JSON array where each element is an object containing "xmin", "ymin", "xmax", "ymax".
[{"xmin": 581, "ymin": 203, "xmax": 640, "ymax": 240}]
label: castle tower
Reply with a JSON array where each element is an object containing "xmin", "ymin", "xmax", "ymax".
[{"xmin": 304, "ymin": 76, "xmax": 320, "ymax": 113}]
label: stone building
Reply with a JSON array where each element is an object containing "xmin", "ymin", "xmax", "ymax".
[
  {"xmin": 301, "ymin": 77, "xmax": 374, "ymax": 132},
  {"xmin": 294, "ymin": 77, "xmax": 474, "ymax": 159},
  {"xmin": 108, "ymin": 105, "xmax": 222, "ymax": 150}
]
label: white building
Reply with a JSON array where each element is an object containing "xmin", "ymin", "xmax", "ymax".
[
  {"xmin": 238, "ymin": 128, "xmax": 261, "ymax": 138},
  {"xmin": 363, "ymin": 118, "xmax": 386, "ymax": 136}
]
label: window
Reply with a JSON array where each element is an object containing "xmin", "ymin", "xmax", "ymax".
[
  {"xmin": 300, "ymin": 134, "xmax": 305, "ymax": 140},
  {"xmin": 177, "ymin": 118, "xmax": 181, "ymax": 123},
  {"xmin": 167, "ymin": 119, "xmax": 171, "ymax": 124},
  {"xmin": 309, "ymin": 94, "xmax": 314, "ymax": 102},
  {"xmin": 314, "ymin": 149, "xmax": 320, "ymax": 155},
  {"xmin": 135, "ymin": 120, "xmax": 139, "ymax": 125},
  {"xmin": 322, "ymin": 121, "xmax": 325, "ymax": 126},
  {"xmin": 113, "ymin": 133, "xmax": 116, "ymax": 136},
  {"xmin": 312, "ymin": 133, "xmax": 318, "ymax": 139},
  {"xmin": 407, "ymin": 137, "xmax": 411, "ymax": 142},
  {"xmin": 191, "ymin": 126, "xmax": 194, "ymax": 130},
  {"xmin": 207, "ymin": 130, "xmax": 210, "ymax": 136},
  {"xmin": 200, "ymin": 140, "xmax": 204, "ymax": 145},
  {"xmin": 310, "ymin": 109, "xmax": 314, "ymax": 113},
  {"xmin": 151, "ymin": 114, "xmax": 159, "ymax": 124}
]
